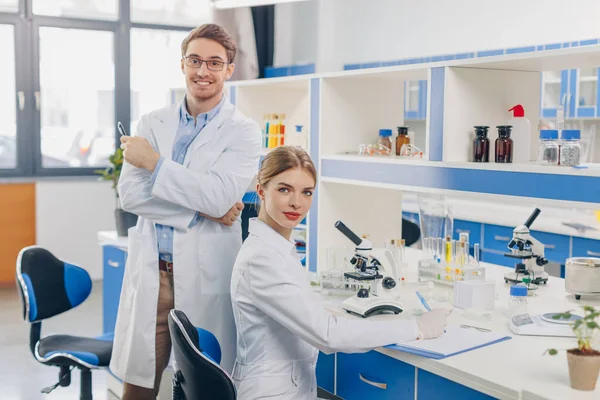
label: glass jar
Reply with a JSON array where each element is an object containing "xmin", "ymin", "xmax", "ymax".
[
  {"xmin": 537, "ymin": 129, "xmax": 559, "ymax": 165},
  {"xmin": 473, "ymin": 126, "xmax": 490, "ymax": 162},
  {"xmin": 395, "ymin": 126, "xmax": 411, "ymax": 156},
  {"xmin": 559, "ymin": 129, "xmax": 581, "ymax": 166},
  {"xmin": 378, "ymin": 129, "xmax": 393, "ymax": 154},
  {"xmin": 508, "ymin": 284, "xmax": 528, "ymax": 319},
  {"xmin": 495, "ymin": 125, "xmax": 513, "ymax": 163}
]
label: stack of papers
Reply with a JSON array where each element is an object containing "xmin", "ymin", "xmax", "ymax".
[{"xmin": 386, "ymin": 327, "xmax": 511, "ymax": 359}]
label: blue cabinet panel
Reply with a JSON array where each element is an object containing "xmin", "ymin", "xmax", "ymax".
[
  {"xmin": 481, "ymin": 250, "xmax": 514, "ymax": 268},
  {"xmin": 530, "ymin": 230, "xmax": 570, "ymax": 264},
  {"xmin": 482, "ymin": 224, "xmax": 513, "ymax": 252},
  {"xmin": 453, "ymin": 220, "xmax": 482, "ymax": 244},
  {"xmin": 103, "ymin": 245, "xmax": 127, "ymax": 334},
  {"xmin": 417, "ymin": 369, "xmax": 496, "ymax": 400},
  {"xmin": 316, "ymin": 352, "xmax": 335, "ymax": 394},
  {"xmin": 572, "ymin": 236, "xmax": 600, "ymax": 258},
  {"xmin": 337, "ymin": 351, "xmax": 415, "ymax": 400}
]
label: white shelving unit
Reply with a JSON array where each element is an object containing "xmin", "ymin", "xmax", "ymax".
[{"xmin": 228, "ymin": 45, "xmax": 600, "ymax": 274}]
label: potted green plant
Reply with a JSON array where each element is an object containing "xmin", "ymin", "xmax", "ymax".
[
  {"xmin": 96, "ymin": 147, "xmax": 138, "ymax": 237},
  {"xmin": 545, "ymin": 305, "xmax": 600, "ymax": 391}
]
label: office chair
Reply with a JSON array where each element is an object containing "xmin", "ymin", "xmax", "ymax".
[
  {"xmin": 16, "ymin": 246, "xmax": 113, "ymax": 400},
  {"xmin": 168, "ymin": 309, "xmax": 237, "ymax": 400}
]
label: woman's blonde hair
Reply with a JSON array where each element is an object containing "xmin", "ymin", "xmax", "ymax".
[{"xmin": 257, "ymin": 146, "xmax": 317, "ymax": 191}]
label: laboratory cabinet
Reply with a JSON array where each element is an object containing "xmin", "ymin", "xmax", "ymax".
[
  {"xmin": 103, "ymin": 245, "xmax": 127, "ymax": 334},
  {"xmin": 541, "ymin": 67, "xmax": 600, "ymax": 119},
  {"xmin": 417, "ymin": 369, "xmax": 497, "ymax": 400}
]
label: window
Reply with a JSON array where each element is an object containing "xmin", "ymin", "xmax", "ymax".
[
  {"xmin": 131, "ymin": 0, "xmax": 211, "ymax": 27},
  {"xmin": 130, "ymin": 28, "xmax": 188, "ymax": 134},
  {"xmin": 39, "ymin": 27, "xmax": 115, "ymax": 168},
  {"xmin": 0, "ymin": 25, "xmax": 16, "ymax": 169},
  {"xmin": 0, "ymin": 0, "xmax": 18, "ymax": 12},
  {"xmin": 33, "ymin": 0, "xmax": 118, "ymax": 20}
]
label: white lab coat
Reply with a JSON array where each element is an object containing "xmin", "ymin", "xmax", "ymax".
[
  {"xmin": 110, "ymin": 98, "xmax": 261, "ymax": 388},
  {"xmin": 230, "ymin": 219, "xmax": 420, "ymax": 400}
]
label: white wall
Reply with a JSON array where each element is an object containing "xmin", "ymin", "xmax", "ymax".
[
  {"xmin": 36, "ymin": 180, "xmax": 116, "ymax": 281},
  {"xmin": 275, "ymin": 0, "xmax": 600, "ymax": 71}
]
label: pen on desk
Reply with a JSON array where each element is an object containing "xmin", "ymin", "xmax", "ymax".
[
  {"xmin": 415, "ymin": 291, "xmax": 432, "ymax": 311},
  {"xmin": 117, "ymin": 121, "xmax": 129, "ymax": 137}
]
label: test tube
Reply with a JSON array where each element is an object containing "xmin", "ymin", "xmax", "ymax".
[
  {"xmin": 445, "ymin": 236, "xmax": 452, "ymax": 263},
  {"xmin": 437, "ymin": 237, "xmax": 443, "ymax": 262},
  {"xmin": 474, "ymin": 243, "xmax": 480, "ymax": 266},
  {"xmin": 398, "ymin": 239, "xmax": 406, "ymax": 264}
]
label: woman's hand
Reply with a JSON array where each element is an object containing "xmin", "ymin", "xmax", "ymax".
[{"xmin": 416, "ymin": 308, "xmax": 451, "ymax": 339}]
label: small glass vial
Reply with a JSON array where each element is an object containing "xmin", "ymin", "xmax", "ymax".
[
  {"xmin": 559, "ymin": 129, "xmax": 581, "ymax": 166},
  {"xmin": 395, "ymin": 126, "xmax": 411, "ymax": 156},
  {"xmin": 537, "ymin": 129, "xmax": 559, "ymax": 165},
  {"xmin": 495, "ymin": 125, "xmax": 513, "ymax": 163},
  {"xmin": 473, "ymin": 126, "xmax": 490, "ymax": 162},
  {"xmin": 508, "ymin": 284, "xmax": 528, "ymax": 319},
  {"xmin": 378, "ymin": 129, "xmax": 393, "ymax": 154}
]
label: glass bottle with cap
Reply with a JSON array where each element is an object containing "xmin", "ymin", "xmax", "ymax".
[
  {"xmin": 495, "ymin": 125, "xmax": 513, "ymax": 163},
  {"xmin": 559, "ymin": 129, "xmax": 581, "ymax": 166},
  {"xmin": 537, "ymin": 129, "xmax": 559, "ymax": 165},
  {"xmin": 473, "ymin": 126, "xmax": 490, "ymax": 162},
  {"xmin": 395, "ymin": 126, "xmax": 411, "ymax": 156},
  {"xmin": 378, "ymin": 129, "xmax": 393, "ymax": 154},
  {"xmin": 508, "ymin": 284, "xmax": 528, "ymax": 319}
]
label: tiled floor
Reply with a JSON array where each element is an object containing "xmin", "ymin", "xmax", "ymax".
[{"xmin": 0, "ymin": 281, "xmax": 108, "ymax": 400}]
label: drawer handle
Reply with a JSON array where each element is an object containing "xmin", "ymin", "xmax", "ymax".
[
  {"xmin": 494, "ymin": 235, "xmax": 511, "ymax": 242},
  {"xmin": 586, "ymin": 250, "xmax": 600, "ymax": 257},
  {"xmin": 456, "ymin": 229, "xmax": 470, "ymax": 234},
  {"xmin": 108, "ymin": 260, "xmax": 120, "ymax": 268},
  {"xmin": 544, "ymin": 244, "xmax": 556, "ymax": 250},
  {"xmin": 359, "ymin": 374, "xmax": 387, "ymax": 390}
]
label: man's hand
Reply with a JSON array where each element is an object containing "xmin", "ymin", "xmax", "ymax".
[
  {"xmin": 203, "ymin": 202, "xmax": 244, "ymax": 227},
  {"xmin": 121, "ymin": 136, "xmax": 160, "ymax": 172}
]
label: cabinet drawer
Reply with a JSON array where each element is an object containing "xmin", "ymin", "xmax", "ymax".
[
  {"xmin": 481, "ymin": 250, "xmax": 514, "ymax": 268},
  {"xmin": 103, "ymin": 246, "xmax": 127, "ymax": 334},
  {"xmin": 337, "ymin": 351, "xmax": 415, "ymax": 400},
  {"xmin": 572, "ymin": 237, "xmax": 600, "ymax": 258},
  {"xmin": 482, "ymin": 224, "xmax": 513, "ymax": 252},
  {"xmin": 417, "ymin": 369, "xmax": 496, "ymax": 399},
  {"xmin": 530, "ymin": 230, "xmax": 570, "ymax": 263},
  {"xmin": 453, "ymin": 220, "xmax": 482, "ymax": 244},
  {"xmin": 316, "ymin": 352, "xmax": 334, "ymax": 394}
]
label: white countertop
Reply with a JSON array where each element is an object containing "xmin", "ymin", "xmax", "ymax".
[
  {"xmin": 98, "ymin": 231, "xmax": 129, "ymax": 250},
  {"xmin": 402, "ymin": 194, "xmax": 600, "ymax": 241},
  {"xmin": 317, "ymin": 247, "xmax": 600, "ymax": 400}
]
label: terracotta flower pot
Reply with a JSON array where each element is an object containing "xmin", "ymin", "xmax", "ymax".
[{"xmin": 566, "ymin": 349, "xmax": 600, "ymax": 391}]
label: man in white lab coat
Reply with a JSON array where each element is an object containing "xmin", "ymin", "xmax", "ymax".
[{"xmin": 110, "ymin": 24, "xmax": 261, "ymax": 399}]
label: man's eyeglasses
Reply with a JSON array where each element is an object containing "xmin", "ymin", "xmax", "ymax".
[{"xmin": 183, "ymin": 56, "xmax": 228, "ymax": 71}]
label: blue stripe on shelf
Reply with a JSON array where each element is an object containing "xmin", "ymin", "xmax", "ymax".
[
  {"xmin": 429, "ymin": 67, "xmax": 445, "ymax": 161},
  {"xmin": 477, "ymin": 49, "xmax": 504, "ymax": 57},
  {"xmin": 544, "ymin": 43, "xmax": 562, "ymax": 50},
  {"xmin": 571, "ymin": 41, "xmax": 580, "ymax": 47},
  {"xmin": 229, "ymin": 86, "xmax": 236, "ymax": 105},
  {"xmin": 291, "ymin": 64, "xmax": 315, "ymax": 75},
  {"xmin": 536, "ymin": 45, "xmax": 544, "ymax": 51},
  {"xmin": 321, "ymin": 159, "xmax": 600, "ymax": 204},
  {"xmin": 344, "ymin": 64, "xmax": 362, "ymax": 70},
  {"xmin": 569, "ymin": 70, "xmax": 577, "ymax": 117},
  {"xmin": 563, "ymin": 42, "xmax": 571, "ymax": 48},
  {"xmin": 577, "ymin": 107, "xmax": 596, "ymax": 118},
  {"xmin": 506, "ymin": 46, "xmax": 536, "ymax": 54},
  {"xmin": 455, "ymin": 53, "xmax": 474, "ymax": 60},
  {"xmin": 363, "ymin": 62, "xmax": 381, "ymax": 69},
  {"xmin": 308, "ymin": 78, "xmax": 320, "ymax": 273},
  {"xmin": 580, "ymin": 39, "xmax": 599, "ymax": 46}
]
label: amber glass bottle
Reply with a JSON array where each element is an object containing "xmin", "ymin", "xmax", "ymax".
[
  {"xmin": 495, "ymin": 125, "xmax": 513, "ymax": 163},
  {"xmin": 395, "ymin": 126, "xmax": 410, "ymax": 156},
  {"xmin": 473, "ymin": 126, "xmax": 490, "ymax": 162}
]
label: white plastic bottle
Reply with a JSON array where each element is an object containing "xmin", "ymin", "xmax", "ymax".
[{"xmin": 508, "ymin": 104, "xmax": 531, "ymax": 163}]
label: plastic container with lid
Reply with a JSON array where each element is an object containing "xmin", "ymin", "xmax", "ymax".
[
  {"xmin": 559, "ymin": 129, "xmax": 581, "ymax": 166},
  {"xmin": 508, "ymin": 284, "xmax": 528, "ymax": 319},
  {"xmin": 473, "ymin": 126, "xmax": 490, "ymax": 162},
  {"xmin": 378, "ymin": 129, "xmax": 393, "ymax": 154},
  {"xmin": 537, "ymin": 129, "xmax": 559, "ymax": 165},
  {"xmin": 495, "ymin": 125, "xmax": 513, "ymax": 163}
]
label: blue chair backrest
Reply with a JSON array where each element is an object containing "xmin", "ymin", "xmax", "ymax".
[
  {"xmin": 16, "ymin": 246, "xmax": 92, "ymax": 323},
  {"xmin": 168, "ymin": 309, "xmax": 236, "ymax": 400}
]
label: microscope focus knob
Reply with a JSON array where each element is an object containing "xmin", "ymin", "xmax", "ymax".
[
  {"xmin": 382, "ymin": 277, "xmax": 396, "ymax": 289},
  {"xmin": 536, "ymin": 257, "xmax": 549, "ymax": 266},
  {"xmin": 357, "ymin": 288, "xmax": 369, "ymax": 298}
]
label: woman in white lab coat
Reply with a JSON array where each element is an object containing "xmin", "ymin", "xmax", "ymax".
[{"xmin": 230, "ymin": 146, "xmax": 449, "ymax": 400}]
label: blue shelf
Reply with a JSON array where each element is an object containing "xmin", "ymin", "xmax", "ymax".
[{"xmin": 322, "ymin": 158, "xmax": 600, "ymax": 205}]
